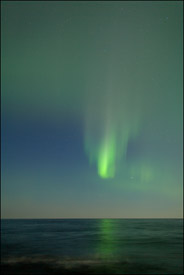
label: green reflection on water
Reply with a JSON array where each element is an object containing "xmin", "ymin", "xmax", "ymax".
[{"xmin": 97, "ymin": 219, "xmax": 118, "ymax": 259}]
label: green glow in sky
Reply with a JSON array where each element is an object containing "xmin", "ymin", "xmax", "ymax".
[
  {"xmin": 84, "ymin": 90, "xmax": 140, "ymax": 179},
  {"xmin": 83, "ymin": 19, "xmax": 142, "ymax": 179},
  {"xmin": 85, "ymin": 123, "xmax": 139, "ymax": 179},
  {"xmin": 98, "ymin": 135, "xmax": 116, "ymax": 178}
]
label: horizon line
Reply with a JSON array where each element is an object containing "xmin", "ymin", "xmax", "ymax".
[{"xmin": 1, "ymin": 217, "xmax": 183, "ymax": 220}]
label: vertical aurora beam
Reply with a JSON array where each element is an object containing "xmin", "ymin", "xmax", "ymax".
[
  {"xmin": 84, "ymin": 71, "xmax": 140, "ymax": 179},
  {"xmin": 97, "ymin": 132, "xmax": 116, "ymax": 178},
  {"xmin": 84, "ymin": 63, "xmax": 140, "ymax": 178},
  {"xmin": 83, "ymin": 17, "xmax": 142, "ymax": 179}
]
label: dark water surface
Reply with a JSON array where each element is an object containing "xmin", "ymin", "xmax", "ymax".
[{"xmin": 1, "ymin": 219, "xmax": 183, "ymax": 274}]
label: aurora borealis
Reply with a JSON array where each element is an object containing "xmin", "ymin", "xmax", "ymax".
[{"xmin": 1, "ymin": 1, "xmax": 183, "ymax": 218}]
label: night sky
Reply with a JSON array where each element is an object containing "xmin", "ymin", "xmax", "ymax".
[{"xmin": 1, "ymin": 1, "xmax": 183, "ymax": 218}]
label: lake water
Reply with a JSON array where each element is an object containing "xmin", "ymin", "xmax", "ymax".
[{"xmin": 1, "ymin": 219, "xmax": 183, "ymax": 274}]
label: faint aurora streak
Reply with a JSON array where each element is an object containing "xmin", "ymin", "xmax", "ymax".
[{"xmin": 84, "ymin": 50, "xmax": 141, "ymax": 179}]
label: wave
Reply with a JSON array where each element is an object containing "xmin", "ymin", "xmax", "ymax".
[{"xmin": 2, "ymin": 255, "xmax": 179, "ymax": 275}]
